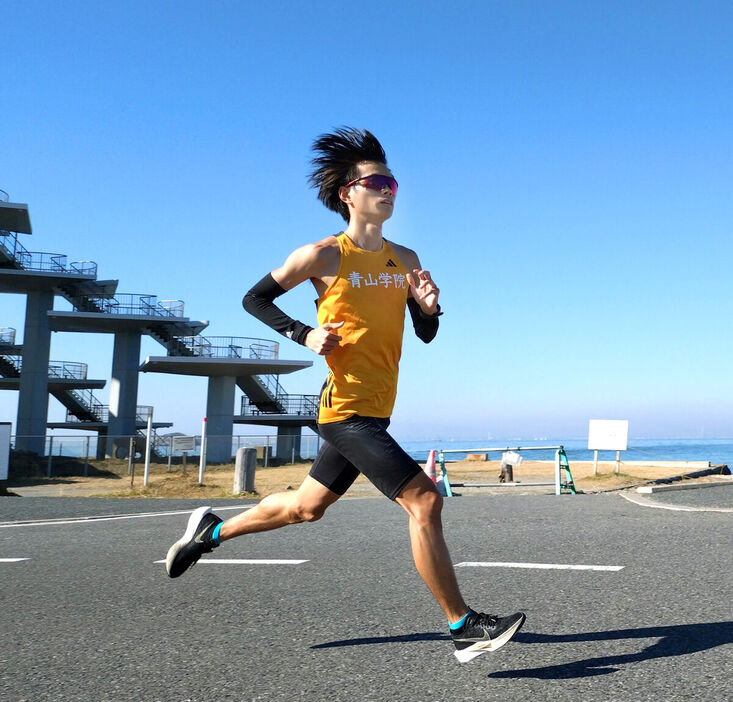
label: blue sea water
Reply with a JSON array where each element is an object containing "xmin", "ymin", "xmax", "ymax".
[{"xmin": 397, "ymin": 438, "xmax": 733, "ymax": 466}]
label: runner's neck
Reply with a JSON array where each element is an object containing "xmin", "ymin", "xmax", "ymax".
[{"xmin": 343, "ymin": 220, "xmax": 384, "ymax": 252}]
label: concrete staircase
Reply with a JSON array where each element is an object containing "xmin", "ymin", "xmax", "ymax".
[{"xmin": 2, "ymin": 223, "xmax": 317, "ymax": 437}]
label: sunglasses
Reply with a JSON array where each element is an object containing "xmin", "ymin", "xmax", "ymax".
[{"xmin": 344, "ymin": 173, "xmax": 398, "ymax": 196}]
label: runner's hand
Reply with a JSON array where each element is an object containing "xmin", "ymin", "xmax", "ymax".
[
  {"xmin": 406, "ymin": 269, "xmax": 440, "ymax": 315},
  {"xmin": 305, "ymin": 321, "xmax": 344, "ymax": 355}
]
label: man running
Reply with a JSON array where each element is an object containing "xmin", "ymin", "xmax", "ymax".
[{"xmin": 165, "ymin": 127, "xmax": 525, "ymax": 662}]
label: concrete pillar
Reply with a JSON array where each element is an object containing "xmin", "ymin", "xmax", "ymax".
[
  {"xmin": 276, "ymin": 425, "xmax": 302, "ymax": 462},
  {"xmin": 16, "ymin": 290, "xmax": 54, "ymax": 455},
  {"xmin": 107, "ymin": 332, "xmax": 141, "ymax": 457},
  {"xmin": 0, "ymin": 422, "xmax": 10, "ymax": 495},
  {"xmin": 205, "ymin": 376, "xmax": 235, "ymax": 463},
  {"xmin": 96, "ymin": 428, "xmax": 107, "ymax": 460}
]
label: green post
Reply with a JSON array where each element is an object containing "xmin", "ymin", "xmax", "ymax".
[
  {"xmin": 558, "ymin": 448, "xmax": 577, "ymax": 494},
  {"xmin": 437, "ymin": 451, "xmax": 453, "ymax": 497}
]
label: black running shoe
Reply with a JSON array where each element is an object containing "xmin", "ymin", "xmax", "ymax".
[
  {"xmin": 166, "ymin": 506, "xmax": 223, "ymax": 578},
  {"xmin": 451, "ymin": 611, "xmax": 526, "ymax": 662}
]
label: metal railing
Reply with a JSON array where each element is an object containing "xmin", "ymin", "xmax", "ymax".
[
  {"xmin": 158, "ymin": 299, "xmax": 185, "ymax": 316},
  {"xmin": 0, "ymin": 190, "xmax": 8, "ymax": 202},
  {"xmin": 0, "ymin": 229, "xmax": 29, "ymax": 263},
  {"xmin": 48, "ymin": 360, "xmax": 88, "ymax": 380},
  {"xmin": 69, "ymin": 260, "xmax": 98, "ymax": 275},
  {"xmin": 16, "ymin": 251, "xmax": 66, "ymax": 272},
  {"xmin": 75, "ymin": 293, "xmax": 184, "ymax": 318},
  {"xmin": 436, "ymin": 445, "xmax": 573, "ymax": 495},
  {"xmin": 241, "ymin": 393, "xmax": 319, "ymax": 416},
  {"xmin": 0, "ymin": 230, "xmax": 98, "ymax": 275},
  {"xmin": 255, "ymin": 372, "xmax": 288, "ymax": 401},
  {"xmin": 245, "ymin": 337, "xmax": 285, "ymax": 402},
  {"xmin": 173, "ymin": 334, "xmax": 306, "ymax": 417},
  {"xmin": 177, "ymin": 335, "xmax": 279, "ymax": 359},
  {"xmin": 65, "ymin": 388, "xmax": 105, "ymax": 420},
  {"xmin": 0, "ymin": 327, "xmax": 16, "ymax": 344},
  {"xmin": 0, "ymin": 357, "xmax": 89, "ymax": 380},
  {"xmin": 178, "ymin": 335, "xmax": 212, "ymax": 355},
  {"xmin": 64, "ymin": 404, "xmax": 153, "ymax": 424},
  {"xmin": 170, "ymin": 334, "xmax": 292, "ymax": 415},
  {"xmin": 249, "ymin": 339, "xmax": 279, "ymax": 359}
]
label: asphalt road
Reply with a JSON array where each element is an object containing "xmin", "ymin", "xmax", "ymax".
[{"xmin": 1, "ymin": 493, "xmax": 731, "ymax": 702}]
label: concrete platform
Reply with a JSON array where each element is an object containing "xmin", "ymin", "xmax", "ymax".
[
  {"xmin": 140, "ymin": 356, "xmax": 312, "ymax": 376},
  {"xmin": 66, "ymin": 279, "xmax": 119, "ymax": 299},
  {"xmin": 46, "ymin": 421, "xmax": 174, "ymax": 430},
  {"xmin": 0, "ymin": 200, "xmax": 32, "ymax": 233},
  {"xmin": 0, "ymin": 378, "xmax": 106, "ymax": 391},
  {"xmin": 48, "ymin": 311, "xmax": 207, "ymax": 336},
  {"xmin": 141, "ymin": 356, "xmax": 313, "ymax": 463},
  {"xmin": 0, "ymin": 268, "xmax": 95, "ymax": 293},
  {"xmin": 0, "ymin": 344, "xmax": 23, "ymax": 355}
]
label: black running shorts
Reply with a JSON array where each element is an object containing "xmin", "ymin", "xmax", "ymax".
[{"xmin": 310, "ymin": 415, "xmax": 423, "ymax": 500}]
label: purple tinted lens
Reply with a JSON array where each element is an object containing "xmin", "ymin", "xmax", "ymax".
[{"xmin": 363, "ymin": 175, "xmax": 398, "ymax": 195}]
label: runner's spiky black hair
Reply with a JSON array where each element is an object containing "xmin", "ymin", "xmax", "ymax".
[{"xmin": 308, "ymin": 127, "xmax": 388, "ymax": 222}]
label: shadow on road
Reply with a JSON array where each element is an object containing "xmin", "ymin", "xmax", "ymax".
[
  {"xmin": 311, "ymin": 621, "xmax": 732, "ymax": 679},
  {"xmin": 312, "ymin": 632, "xmax": 450, "ymax": 648},
  {"xmin": 491, "ymin": 621, "xmax": 733, "ymax": 679}
]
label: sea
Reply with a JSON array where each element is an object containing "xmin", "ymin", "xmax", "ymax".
[{"xmin": 397, "ymin": 438, "xmax": 733, "ymax": 466}]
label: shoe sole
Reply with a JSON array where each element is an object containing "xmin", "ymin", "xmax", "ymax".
[
  {"xmin": 453, "ymin": 613, "xmax": 526, "ymax": 663},
  {"xmin": 165, "ymin": 506, "xmax": 212, "ymax": 578}
]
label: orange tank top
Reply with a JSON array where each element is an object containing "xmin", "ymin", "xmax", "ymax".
[{"xmin": 316, "ymin": 233, "xmax": 409, "ymax": 423}]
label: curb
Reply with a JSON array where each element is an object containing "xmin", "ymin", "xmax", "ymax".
[
  {"xmin": 646, "ymin": 464, "xmax": 731, "ymax": 484},
  {"xmin": 592, "ymin": 463, "xmax": 731, "ymax": 494},
  {"xmin": 637, "ymin": 479, "xmax": 733, "ymax": 494}
]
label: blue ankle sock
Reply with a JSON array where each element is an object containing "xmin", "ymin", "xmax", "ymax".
[
  {"xmin": 211, "ymin": 522, "xmax": 223, "ymax": 544},
  {"xmin": 449, "ymin": 610, "xmax": 473, "ymax": 631}
]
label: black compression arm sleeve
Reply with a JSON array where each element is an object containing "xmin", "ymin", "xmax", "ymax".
[
  {"xmin": 407, "ymin": 297, "xmax": 441, "ymax": 343},
  {"xmin": 242, "ymin": 273, "xmax": 314, "ymax": 346}
]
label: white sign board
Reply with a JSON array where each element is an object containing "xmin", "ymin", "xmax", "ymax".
[
  {"xmin": 172, "ymin": 436, "xmax": 196, "ymax": 452},
  {"xmin": 588, "ymin": 420, "xmax": 628, "ymax": 451},
  {"xmin": 0, "ymin": 423, "xmax": 10, "ymax": 481}
]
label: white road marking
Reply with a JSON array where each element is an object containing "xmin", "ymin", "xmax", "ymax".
[
  {"xmin": 620, "ymin": 491, "xmax": 733, "ymax": 513},
  {"xmin": 0, "ymin": 505, "xmax": 252, "ymax": 529},
  {"xmin": 154, "ymin": 559, "xmax": 308, "ymax": 565},
  {"xmin": 455, "ymin": 561, "xmax": 624, "ymax": 571},
  {"xmin": 0, "ymin": 558, "xmax": 29, "ymax": 562}
]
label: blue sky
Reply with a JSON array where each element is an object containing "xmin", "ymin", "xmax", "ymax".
[{"xmin": 3, "ymin": 1, "xmax": 733, "ymax": 440}]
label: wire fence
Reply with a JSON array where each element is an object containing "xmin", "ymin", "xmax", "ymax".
[{"xmin": 8, "ymin": 433, "xmax": 322, "ymax": 477}]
